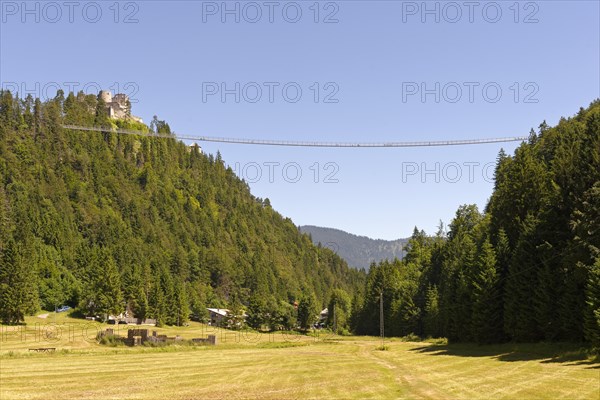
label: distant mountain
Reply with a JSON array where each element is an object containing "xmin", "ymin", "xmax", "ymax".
[{"xmin": 299, "ymin": 225, "xmax": 408, "ymax": 270}]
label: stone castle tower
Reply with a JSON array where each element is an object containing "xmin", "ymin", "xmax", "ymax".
[{"xmin": 99, "ymin": 90, "xmax": 143, "ymax": 123}]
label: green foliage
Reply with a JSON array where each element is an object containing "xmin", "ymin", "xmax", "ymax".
[
  {"xmin": 0, "ymin": 239, "xmax": 40, "ymax": 324},
  {"xmin": 423, "ymin": 285, "xmax": 441, "ymax": 338},
  {"xmin": 79, "ymin": 247, "xmax": 124, "ymax": 319},
  {"xmin": 584, "ymin": 258, "xmax": 600, "ymax": 347},
  {"xmin": 273, "ymin": 300, "xmax": 298, "ymax": 330},
  {"xmin": 327, "ymin": 288, "xmax": 351, "ymax": 333},
  {"xmin": 297, "ymin": 292, "xmax": 318, "ymax": 331},
  {"xmin": 0, "ymin": 90, "xmax": 364, "ymax": 327},
  {"xmin": 246, "ymin": 294, "xmax": 269, "ymax": 330},
  {"xmin": 354, "ymin": 260, "xmax": 401, "ymax": 336},
  {"xmin": 471, "ymin": 239, "xmax": 502, "ymax": 344},
  {"xmin": 352, "ymin": 100, "xmax": 600, "ymax": 344}
]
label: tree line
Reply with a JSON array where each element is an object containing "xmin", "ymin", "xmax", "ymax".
[{"xmin": 349, "ymin": 100, "xmax": 600, "ymax": 345}]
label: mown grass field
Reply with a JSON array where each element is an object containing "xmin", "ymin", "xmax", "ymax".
[{"xmin": 1, "ymin": 314, "xmax": 598, "ymax": 399}]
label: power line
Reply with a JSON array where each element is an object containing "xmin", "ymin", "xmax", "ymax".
[{"xmin": 62, "ymin": 125, "xmax": 528, "ymax": 148}]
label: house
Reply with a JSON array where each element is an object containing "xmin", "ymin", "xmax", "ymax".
[
  {"xmin": 207, "ymin": 308, "xmax": 230, "ymax": 326},
  {"xmin": 320, "ymin": 308, "xmax": 329, "ymax": 321},
  {"xmin": 317, "ymin": 308, "xmax": 328, "ymax": 328}
]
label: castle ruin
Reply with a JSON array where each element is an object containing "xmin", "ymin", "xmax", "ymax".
[{"xmin": 99, "ymin": 90, "xmax": 143, "ymax": 124}]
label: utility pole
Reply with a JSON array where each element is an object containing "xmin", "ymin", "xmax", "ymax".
[
  {"xmin": 379, "ymin": 290, "xmax": 384, "ymax": 347},
  {"xmin": 333, "ymin": 302, "xmax": 337, "ymax": 334}
]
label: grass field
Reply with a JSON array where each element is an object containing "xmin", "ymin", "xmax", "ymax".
[{"xmin": 1, "ymin": 314, "xmax": 598, "ymax": 399}]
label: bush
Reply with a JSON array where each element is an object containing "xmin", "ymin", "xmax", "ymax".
[
  {"xmin": 401, "ymin": 333, "xmax": 421, "ymax": 342},
  {"xmin": 338, "ymin": 327, "xmax": 352, "ymax": 336},
  {"xmin": 97, "ymin": 334, "xmax": 124, "ymax": 347}
]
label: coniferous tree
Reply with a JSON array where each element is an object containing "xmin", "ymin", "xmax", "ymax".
[
  {"xmin": 297, "ymin": 292, "xmax": 317, "ymax": 331},
  {"xmin": 134, "ymin": 285, "xmax": 149, "ymax": 320},
  {"xmin": 393, "ymin": 288, "xmax": 421, "ymax": 336},
  {"xmin": 94, "ymin": 97, "xmax": 110, "ymax": 128},
  {"xmin": 494, "ymin": 229, "xmax": 511, "ymax": 328},
  {"xmin": 80, "ymin": 248, "xmax": 124, "ymax": 319},
  {"xmin": 173, "ymin": 280, "xmax": 190, "ymax": 326},
  {"xmin": 451, "ymin": 234, "xmax": 477, "ymax": 342},
  {"xmin": 504, "ymin": 216, "xmax": 542, "ymax": 341},
  {"xmin": 327, "ymin": 288, "xmax": 351, "ymax": 333},
  {"xmin": 0, "ymin": 239, "xmax": 40, "ymax": 324},
  {"xmin": 423, "ymin": 285, "xmax": 441, "ymax": 337},
  {"xmin": 247, "ymin": 293, "xmax": 269, "ymax": 330},
  {"xmin": 533, "ymin": 244, "xmax": 560, "ymax": 340},
  {"xmin": 349, "ymin": 291, "xmax": 364, "ymax": 333},
  {"xmin": 36, "ymin": 242, "xmax": 76, "ymax": 310},
  {"xmin": 471, "ymin": 239, "xmax": 502, "ymax": 344},
  {"xmin": 584, "ymin": 258, "xmax": 600, "ymax": 347},
  {"xmin": 149, "ymin": 278, "xmax": 167, "ymax": 327}
]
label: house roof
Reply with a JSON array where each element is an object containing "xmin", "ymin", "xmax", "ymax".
[{"xmin": 207, "ymin": 308, "xmax": 229, "ymax": 317}]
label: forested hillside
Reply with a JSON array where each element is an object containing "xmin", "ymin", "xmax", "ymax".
[
  {"xmin": 0, "ymin": 90, "xmax": 364, "ymax": 326},
  {"xmin": 300, "ymin": 225, "xmax": 406, "ymax": 270},
  {"xmin": 2, "ymin": 90, "xmax": 598, "ymax": 345},
  {"xmin": 351, "ymin": 100, "xmax": 600, "ymax": 345}
]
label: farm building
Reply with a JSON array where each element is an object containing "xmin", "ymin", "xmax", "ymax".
[{"xmin": 207, "ymin": 308, "xmax": 230, "ymax": 326}]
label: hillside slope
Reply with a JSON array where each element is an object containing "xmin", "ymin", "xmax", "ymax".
[
  {"xmin": 299, "ymin": 225, "xmax": 407, "ymax": 270},
  {"xmin": 0, "ymin": 90, "xmax": 364, "ymax": 325}
]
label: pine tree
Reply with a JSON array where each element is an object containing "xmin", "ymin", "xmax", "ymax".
[
  {"xmin": 36, "ymin": 242, "xmax": 72, "ymax": 311},
  {"xmin": 584, "ymin": 258, "xmax": 600, "ymax": 347},
  {"xmin": 297, "ymin": 292, "xmax": 317, "ymax": 331},
  {"xmin": 33, "ymin": 97, "xmax": 42, "ymax": 137},
  {"xmin": 451, "ymin": 234, "xmax": 477, "ymax": 342},
  {"xmin": 97, "ymin": 250, "xmax": 124, "ymax": 317},
  {"xmin": 349, "ymin": 291, "xmax": 364, "ymax": 333},
  {"xmin": 327, "ymin": 288, "xmax": 351, "ymax": 333},
  {"xmin": 472, "ymin": 240, "xmax": 502, "ymax": 344},
  {"xmin": 135, "ymin": 285, "xmax": 149, "ymax": 320},
  {"xmin": 160, "ymin": 269, "xmax": 176, "ymax": 325},
  {"xmin": 173, "ymin": 280, "xmax": 190, "ymax": 326},
  {"xmin": 393, "ymin": 289, "xmax": 421, "ymax": 336},
  {"xmin": 80, "ymin": 248, "xmax": 124, "ymax": 319},
  {"xmin": 0, "ymin": 185, "xmax": 11, "ymax": 247},
  {"xmin": 423, "ymin": 285, "xmax": 441, "ymax": 338},
  {"xmin": 504, "ymin": 216, "xmax": 542, "ymax": 341},
  {"xmin": 247, "ymin": 293, "xmax": 268, "ymax": 330},
  {"xmin": 149, "ymin": 279, "xmax": 167, "ymax": 327},
  {"xmin": 94, "ymin": 97, "xmax": 110, "ymax": 128},
  {"xmin": 0, "ymin": 240, "xmax": 39, "ymax": 324},
  {"xmin": 533, "ymin": 244, "xmax": 560, "ymax": 340}
]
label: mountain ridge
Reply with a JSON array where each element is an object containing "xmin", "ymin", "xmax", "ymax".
[{"xmin": 299, "ymin": 225, "xmax": 407, "ymax": 270}]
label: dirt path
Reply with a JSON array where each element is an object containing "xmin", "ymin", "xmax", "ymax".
[{"xmin": 356, "ymin": 341, "xmax": 445, "ymax": 400}]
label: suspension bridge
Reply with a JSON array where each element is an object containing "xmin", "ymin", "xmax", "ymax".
[{"xmin": 62, "ymin": 125, "xmax": 528, "ymax": 148}]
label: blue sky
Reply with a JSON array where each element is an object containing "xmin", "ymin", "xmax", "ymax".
[{"xmin": 1, "ymin": 0, "xmax": 599, "ymax": 239}]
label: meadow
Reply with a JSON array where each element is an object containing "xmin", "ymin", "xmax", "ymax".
[{"xmin": 0, "ymin": 314, "xmax": 598, "ymax": 399}]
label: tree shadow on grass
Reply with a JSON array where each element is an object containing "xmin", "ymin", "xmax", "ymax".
[
  {"xmin": 564, "ymin": 360, "xmax": 600, "ymax": 369},
  {"xmin": 409, "ymin": 342, "xmax": 600, "ymax": 365}
]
